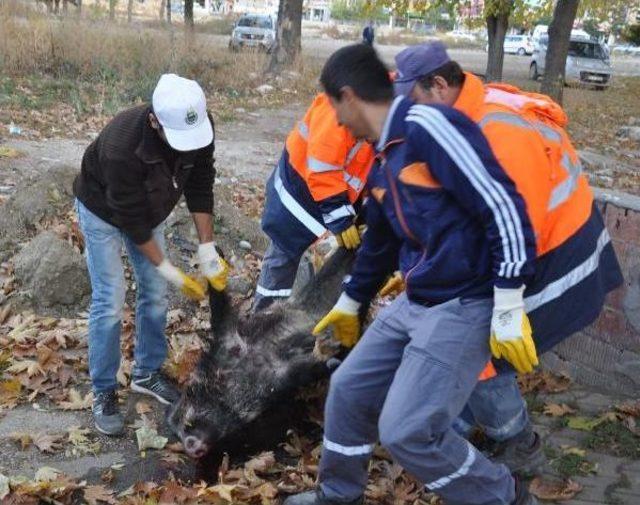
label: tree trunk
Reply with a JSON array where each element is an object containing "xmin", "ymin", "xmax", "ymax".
[
  {"xmin": 127, "ymin": 0, "xmax": 133, "ymax": 22},
  {"xmin": 166, "ymin": 0, "xmax": 172, "ymax": 25},
  {"xmin": 540, "ymin": 0, "xmax": 580, "ymax": 104},
  {"xmin": 109, "ymin": 0, "xmax": 116, "ymax": 20},
  {"xmin": 184, "ymin": 0, "xmax": 194, "ymax": 31},
  {"xmin": 267, "ymin": 0, "xmax": 303, "ymax": 73},
  {"xmin": 485, "ymin": 8, "xmax": 511, "ymax": 82},
  {"xmin": 159, "ymin": 0, "xmax": 166, "ymax": 21}
]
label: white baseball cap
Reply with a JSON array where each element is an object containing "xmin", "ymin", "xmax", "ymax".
[{"xmin": 152, "ymin": 73, "xmax": 213, "ymax": 152}]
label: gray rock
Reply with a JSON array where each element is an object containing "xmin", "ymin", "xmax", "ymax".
[
  {"xmin": 13, "ymin": 231, "xmax": 90, "ymax": 316},
  {"xmin": 0, "ymin": 164, "xmax": 77, "ymax": 241},
  {"xmin": 616, "ymin": 125, "xmax": 640, "ymax": 142},
  {"xmin": 239, "ymin": 240, "xmax": 252, "ymax": 251},
  {"xmin": 255, "ymin": 84, "xmax": 274, "ymax": 95}
]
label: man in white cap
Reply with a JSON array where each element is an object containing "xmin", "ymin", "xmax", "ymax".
[{"xmin": 73, "ymin": 73, "xmax": 228, "ymax": 436}]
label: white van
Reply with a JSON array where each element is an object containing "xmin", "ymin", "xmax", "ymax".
[{"xmin": 529, "ymin": 35, "xmax": 613, "ymax": 90}]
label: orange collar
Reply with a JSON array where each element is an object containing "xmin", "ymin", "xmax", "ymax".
[{"xmin": 453, "ymin": 72, "xmax": 486, "ymax": 122}]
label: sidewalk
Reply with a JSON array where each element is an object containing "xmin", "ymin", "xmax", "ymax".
[{"xmin": 529, "ymin": 384, "xmax": 640, "ymax": 504}]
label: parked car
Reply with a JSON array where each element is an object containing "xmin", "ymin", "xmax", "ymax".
[
  {"xmin": 446, "ymin": 29, "xmax": 476, "ymax": 41},
  {"xmin": 229, "ymin": 14, "xmax": 276, "ymax": 52},
  {"xmin": 529, "ymin": 35, "xmax": 613, "ymax": 90},
  {"xmin": 612, "ymin": 44, "xmax": 640, "ymax": 56},
  {"xmin": 485, "ymin": 35, "xmax": 534, "ymax": 55},
  {"xmin": 504, "ymin": 35, "xmax": 534, "ymax": 55}
]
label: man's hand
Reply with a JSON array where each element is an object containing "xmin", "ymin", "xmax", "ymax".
[
  {"xmin": 198, "ymin": 242, "xmax": 229, "ymax": 292},
  {"xmin": 157, "ymin": 259, "xmax": 205, "ymax": 301},
  {"xmin": 379, "ymin": 271, "xmax": 405, "ymax": 297},
  {"xmin": 313, "ymin": 293, "xmax": 361, "ymax": 348},
  {"xmin": 335, "ymin": 224, "xmax": 361, "ymax": 250},
  {"xmin": 489, "ymin": 286, "xmax": 539, "ymax": 374}
]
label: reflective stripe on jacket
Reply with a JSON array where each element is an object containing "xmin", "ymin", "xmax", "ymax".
[
  {"xmin": 262, "ymin": 94, "xmax": 374, "ymax": 258},
  {"xmin": 344, "ymin": 97, "xmax": 537, "ymax": 306},
  {"xmin": 455, "ymin": 73, "xmax": 593, "ymax": 257},
  {"xmin": 454, "ymin": 73, "xmax": 622, "ymax": 351}
]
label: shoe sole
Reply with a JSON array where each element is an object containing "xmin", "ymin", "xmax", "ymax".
[
  {"xmin": 94, "ymin": 422, "xmax": 124, "ymax": 437},
  {"xmin": 131, "ymin": 382, "xmax": 172, "ymax": 405}
]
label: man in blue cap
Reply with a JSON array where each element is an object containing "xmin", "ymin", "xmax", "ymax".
[
  {"xmin": 284, "ymin": 43, "xmax": 540, "ymax": 505},
  {"xmin": 391, "ymin": 40, "xmax": 621, "ymax": 476}
]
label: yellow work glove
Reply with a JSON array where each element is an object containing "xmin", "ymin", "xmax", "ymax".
[
  {"xmin": 489, "ymin": 286, "xmax": 539, "ymax": 374},
  {"xmin": 312, "ymin": 293, "xmax": 361, "ymax": 348},
  {"xmin": 198, "ymin": 242, "xmax": 230, "ymax": 292},
  {"xmin": 335, "ymin": 224, "xmax": 361, "ymax": 250},
  {"xmin": 379, "ymin": 271, "xmax": 405, "ymax": 297},
  {"xmin": 157, "ymin": 259, "xmax": 205, "ymax": 301}
]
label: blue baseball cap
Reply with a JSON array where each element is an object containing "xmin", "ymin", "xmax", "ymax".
[{"xmin": 394, "ymin": 41, "xmax": 451, "ymax": 97}]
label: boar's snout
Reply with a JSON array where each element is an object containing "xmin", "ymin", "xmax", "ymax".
[{"xmin": 184, "ymin": 434, "xmax": 209, "ymax": 459}]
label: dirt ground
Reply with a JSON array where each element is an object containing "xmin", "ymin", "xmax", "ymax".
[{"xmin": 0, "ymin": 38, "xmax": 639, "ymax": 503}]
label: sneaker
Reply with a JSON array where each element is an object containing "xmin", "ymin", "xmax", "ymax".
[
  {"xmin": 491, "ymin": 431, "xmax": 546, "ymax": 475},
  {"xmin": 513, "ymin": 475, "xmax": 539, "ymax": 505},
  {"xmin": 93, "ymin": 390, "xmax": 124, "ymax": 436},
  {"xmin": 131, "ymin": 371, "xmax": 180, "ymax": 405},
  {"xmin": 283, "ymin": 490, "xmax": 363, "ymax": 505}
]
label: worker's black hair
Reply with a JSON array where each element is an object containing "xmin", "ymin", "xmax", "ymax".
[
  {"xmin": 320, "ymin": 44, "xmax": 393, "ymax": 103},
  {"xmin": 417, "ymin": 60, "xmax": 466, "ymax": 90}
]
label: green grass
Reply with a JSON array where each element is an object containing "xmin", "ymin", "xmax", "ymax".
[
  {"xmin": 545, "ymin": 445, "xmax": 597, "ymax": 478},
  {"xmin": 583, "ymin": 421, "xmax": 640, "ymax": 459}
]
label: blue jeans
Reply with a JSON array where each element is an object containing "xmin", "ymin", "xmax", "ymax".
[
  {"xmin": 76, "ymin": 200, "xmax": 169, "ymax": 394},
  {"xmin": 454, "ymin": 371, "xmax": 530, "ymax": 442}
]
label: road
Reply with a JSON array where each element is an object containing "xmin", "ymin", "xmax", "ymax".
[{"xmin": 201, "ymin": 31, "xmax": 640, "ymax": 80}]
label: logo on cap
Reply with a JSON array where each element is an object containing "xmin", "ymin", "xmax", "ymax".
[{"xmin": 185, "ymin": 107, "xmax": 198, "ymax": 126}]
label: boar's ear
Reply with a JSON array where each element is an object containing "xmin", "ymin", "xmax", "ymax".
[{"xmin": 208, "ymin": 287, "xmax": 235, "ymax": 335}]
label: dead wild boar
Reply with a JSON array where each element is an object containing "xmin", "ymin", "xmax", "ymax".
[{"xmin": 167, "ymin": 247, "xmax": 355, "ymax": 460}]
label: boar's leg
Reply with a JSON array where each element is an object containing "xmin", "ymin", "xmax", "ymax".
[{"xmin": 290, "ymin": 248, "xmax": 355, "ymax": 318}]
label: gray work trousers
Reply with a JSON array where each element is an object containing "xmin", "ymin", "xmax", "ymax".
[
  {"xmin": 318, "ymin": 293, "xmax": 515, "ymax": 505},
  {"xmin": 253, "ymin": 241, "xmax": 302, "ymax": 312}
]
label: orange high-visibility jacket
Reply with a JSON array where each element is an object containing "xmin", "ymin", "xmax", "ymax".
[
  {"xmin": 454, "ymin": 72, "xmax": 622, "ymax": 353},
  {"xmin": 261, "ymin": 93, "xmax": 375, "ymax": 259},
  {"xmin": 455, "ymin": 72, "xmax": 593, "ymax": 256},
  {"xmin": 285, "ymin": 93, "xmax": 374, "ymax": 206}
]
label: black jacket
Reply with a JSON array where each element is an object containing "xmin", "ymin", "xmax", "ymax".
[{"xmin": 73, "ymin": 105, "xmax": 215, "ymax": 244}]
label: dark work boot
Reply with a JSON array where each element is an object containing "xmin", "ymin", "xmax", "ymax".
[
  {"xmin": 93, "ymin": 389, "xmax": 124, "ymax": 436},
  {"xmin": 513, "ymin": 475, "xmax": 539, "ymax": 505},
  {"xmin": 282, "ymin": 489, "xmax": 363, "ymax": 505},
  {"xmin": 491, "ymin": 429, "xmax": 546, "ymax": 475},
  {"xmin": 131, "ymin": 371, "xmax": 180, "ymax": 405}
]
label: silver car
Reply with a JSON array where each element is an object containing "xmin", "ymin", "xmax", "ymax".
[
  {"xmin": 229, "ymin": 14, "xmax": 276, "ymax": 52},
  {"xmin": 529, "ymin": 36, "xmax": 613, "ymax": 90}
]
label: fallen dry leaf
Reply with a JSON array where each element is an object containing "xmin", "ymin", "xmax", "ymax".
[
  {"xmin": 32, "ymin": 432, "xmax": 64, "ymax": 453},
  {"xmin": 57, "ymin": 388, "xmax": 92, "ymax": 410},
  {"xmin": 518, "ymin": 370, "xmax": 571, "ymax": 394},
  {"xmin": 0, "ymin": 378, "xmax": 21, "ymax": 407},
  {"xmin": 135, "ymin": 426, "xmax": 168, "ymax": 451},
  {"xmin": 84, "ymin": 484, "xmax": 118, "ymax": 505},
  {"xmin": 543, "ymin": 403, "xmax": 576, "ymax": 417},
  {"xmin": 529, "ymin": 477, "xmax": 582, "ymax": 501},
  {"xmin": 0, "ymin": 146, "xmax": 23, "ymax": 158},
  {"xmin": 616, "ymin": 400, "xmax": 640, "ymax": 418},
  {"xmin": 35, "ymin": 466, "xmax": 62, "ymax": 482}
]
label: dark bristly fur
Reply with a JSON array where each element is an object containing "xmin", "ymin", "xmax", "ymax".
[{"xmin": 167, "ymin": 248, "xmax": 355, "ymax": 465}]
